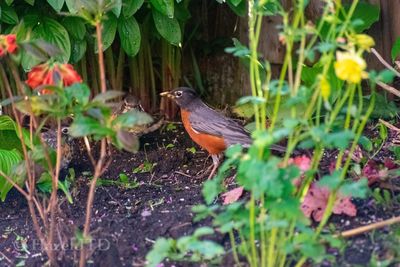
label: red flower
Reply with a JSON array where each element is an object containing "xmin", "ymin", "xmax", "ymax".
[
  {"xmin": 26, "ymin": 62, "xmax": 82, "ymax": 94},
  {"xmin": 0, "ymin": 34, "xmax": 18, "ymax": 57},
  {"xmin": 5, "ymin": 34, "xmax": 17, "ymax": 54},
  {"xmin": 59, "ymin": 64, "xmax": 82, "ymax": 86}
]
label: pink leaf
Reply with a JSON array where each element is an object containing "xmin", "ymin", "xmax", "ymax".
[
  {"xmin": 301, "ymin": 183, "xmax": 357, "ymax": 222},
  {"xmin": 362, "ymin": 160, "xmax": 381, "ymax": 185},
  {"xmin": 288, "ymin": 155, "xmax": 311, "ymax": 187},
  {"xmin": 222, "ymin": 187, "xmax": 244, "ymax": 205}
]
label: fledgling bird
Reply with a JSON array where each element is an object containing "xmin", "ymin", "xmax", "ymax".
[{"xmin": 161, "ymin": 87, "xmax": 286, "ymax": 179}]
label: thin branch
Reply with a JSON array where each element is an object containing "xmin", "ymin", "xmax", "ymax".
[
  {"xmin": 371, "ymin": 48, "xmax": 400, "ymax": 77},
  {"xmin": 340, "ymin": 216, "xmax": 400, "ymax": 238},
  {"xmin": 376, "ymin": 81, "xmax": 400, "ymax": 98}
]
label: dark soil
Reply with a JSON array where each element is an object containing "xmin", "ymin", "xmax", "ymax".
[{"xmin": 0, "ymin": 123, "xmax": 399, "ymax": 267}]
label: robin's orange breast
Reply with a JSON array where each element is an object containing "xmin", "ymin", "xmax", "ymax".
[{"xmin": 181, "ymin": 109, "xmax": 226, "ymax": 155}]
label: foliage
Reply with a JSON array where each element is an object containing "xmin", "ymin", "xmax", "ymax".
[{"xmin": 147, "ymin": 0, "xmax": 390, "ymax": 266}]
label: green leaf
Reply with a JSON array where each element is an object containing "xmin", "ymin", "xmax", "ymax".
[
  {"xmin": 47, "ymin": 0, "xmax": 65, "ymax": 12},
  {"xmin": 358, "ymin": 135, "xmax": 373, "ymax": 152},
  {"xmin": 95, "ymin": 13, "xmax": 118, "ymax": 52},
  {"xmin": 229, "ymin": 0, "xmax": 242, "ymax": 7},
  {"xmin": 92, "ymin": 90, "xmax": 124, "ymax": 102},
  {"xmin": 193, "ymin": 227, "xmax": 214, "ymax": 238},
  {"xmin": 340, "ymin": 178, "xmax": 369, "ymax": 198},
  {"xmin": 5, "ymin": 0, "xmax": 14, "ymax": 5},
  {"xmin": 25, "ymin": 0, "xmax": 35, "ymax": 5},
  {"xmin": 146, "ymin": 238, "xmax": 174, "ymax": 267},
  {"xmin": 202, "ymin": 179, "xmax": 222, "ymax": 205},
  {"xmin": 111, "ymin": 0, "xmax": 122, "ymax": 17},
  {"xmin": 346, "ymin": 2, "xmax": 380, "ymax": 33},
  {"xmin": 118, "ymin": 15, "xmax": 141, "ymax": 57},
  {"xmin": 69, "ymin": 116, "xmax": 113, "ymax": 137},
  {"xmin": 0, "ymin": 149, "xmax": 23, "ymax": 201},
  {"xmin": 317, "ymin": 171, "xmax": 341, "ymax": 190},
  {"xmin": 112, "ymin": 110, "xmax": 153, "ymax": 128},
  {"xmin": 61, "ymin": 17, "xmax": 86, "ymax": 40},
  {"xmin": 65, "ymin": 83, "xmax": 91, "ymax": 106},
  {"xmin": 227, "ymin": 0, "xmax": 247, "ymax": 17},
  {"xmin": 70, "ymin": 39, "xmax": 87, "ymax": 63},
  {"xmin": 391, "ymin": 37, "xmax": 400, "ymax": 61},
  {"xmin": 122, "ymin": 0, "xmax": 143, "ymax": 17},
  {"xmin": 153, "ymin": 9, "xmax": 181, "ymax": 45},
  {"xmin": 65, "ymin": 0, "xmax": 78, "ymax": 13},
  {"xmin": 21, "ymin": 16, "xmax": 71, "ymax": 70},
  {"xmin": 150, "ymin": 0, "xmax": 174, "ymax": 18},
  {"xmin": 0, "ymin": 3, "xmax": 18, "ymax": 24},
  {"xmin": 324, "ymin": 130, "xmax": 354, "ymax": 150}
]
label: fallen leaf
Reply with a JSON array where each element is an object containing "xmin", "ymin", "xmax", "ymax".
[
  {"xmin": 362, "ymin": 160, "xmax": 381, "ymax": 185},
  {"xmin": 301, "ymin": 183, "xmax": 357, "ymax": 222},
  {"xmin": 288, "ymin": 155, "xmax": 311, "ymax": 187},
  {"xmin": 222, "ymin": 187, "xmax": 244, "ymax": 205}
]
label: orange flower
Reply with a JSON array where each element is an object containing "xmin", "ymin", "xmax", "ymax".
[
  {"xmin": 0, "ymin": 34, "xmax": 18, "ymax": 57},
  {"xmin": 59, "ymin": 64, "xmax": 82, "ymax": 86},
  {"xmin": 26, "ymin": 62, "xmax": 82, "ymax": 94},
  {"xmin": 5, "ymin": 34, "xmax": 17, "ymax": 53}
]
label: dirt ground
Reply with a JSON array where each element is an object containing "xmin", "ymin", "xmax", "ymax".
[{"xmin": 0, "ymin": 122, "xmax": 399, "ymax": 267}]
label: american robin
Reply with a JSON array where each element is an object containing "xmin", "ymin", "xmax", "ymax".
[{"xmin": 161, "ymin": 87, "xmax": 286, "ymax": 179}]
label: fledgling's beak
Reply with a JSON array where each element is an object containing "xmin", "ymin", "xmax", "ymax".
[{"xmin": 160, "ymin": 91, "xmax": 174, "ymax": 98}]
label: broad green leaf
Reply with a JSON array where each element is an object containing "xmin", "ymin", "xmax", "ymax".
[
  {"xmin": 122, "ymin": 0, "xmax": 143, "ymax": 17},
  {"xmin": 65, "ymin": 83, "xmax": 91, "ymax": 106},
  {"xmin": 227, "ymin": 0, "xmax": 246, "ymax": 17},
  {"xmin": 95, "ymin": 13, "xmax": 118, "ymax": 52},
  {"xmin": 69, "ymin": 116, "xmax": 114, "ymax": 137},
  {"xmin": 150, "ymin": 0, "xmax": 174, "ymax": 18},
  {"xmin": 47, "ymin": 0, "xmax": 64, "ymax": 12},
  {"xmin": 153, "ymin": 10, "xmax": 181, "ymax": 45},
  {"xmin": 391, "ymin": 37, "xmax": 400, "ymax": 61},
  {"xmin": 0, "ymin": 3, "xmax": 18, "ymax": 24},
  {"xmin": 110, "ymin": 0, "xmax": 122, "ymax": 17},
  {"xmin": 347, "ymin": 2, "xmax": 380, "ymax": 33},
  {"xmin": 65, "ymin": 0, "xmax": 78, "ymax": 13},
  {"xmin": 25, "ymin": 0, "xmax": 35, "ymax": 5},
  {"xmin": 70, "ymin": 39, "xmax": 87, "ymax": 63},
  {"xmin": 61, "ymin": 17, "xmax": 86, "ymax": 40},
  {"xmin": 118, "ymin": 15, "xmax": 141, "ymax": 57},
  {"xmin": 229, "ymin": 0, "xmax": 242, "ymax": 7},
  {"xmin": 21, "ymin": 16, "xmax": 71, "ymax": 70},
  {"xmin": 0, "ymin": 149, "xmax": 23, "ymax": 201},
  {"xmin": 5, "ymin": 0, "xmax": 14, "ymax": 5},
  {"xmin": 112, "ymin": 110, "xmax": 153, "ymax": 128}
]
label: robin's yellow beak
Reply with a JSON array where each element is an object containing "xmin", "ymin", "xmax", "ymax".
[{"xmin": 160, "ymin": 91, "xmax": 174, "ymax": 98}]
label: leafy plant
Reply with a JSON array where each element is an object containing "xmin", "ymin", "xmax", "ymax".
[
  {"xmin": 133, "ymin": 160, "xmax": 157, "ymax": 174},
  {"xmin": 96, "ymin": 172, "xmax": 140, "ymax": 189},
  {"xmin": 147, "ymin": 0, "xmax": 386, "ymax": 266}
]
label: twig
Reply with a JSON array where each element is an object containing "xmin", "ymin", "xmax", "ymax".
[
  {"xmin": 0, "ymin": 170, "xmax": 28, "ymax": 199},
  {"xmin": 379, "ymin": 119, "xmax": 400, "ymax": 133},
  {"xmin": 340, "ymin": 216, "xmax": 400, "ymax": 238},
  {"xmin": 371, "ymin": 48, "xmax": 400, "ymax": 77},
  {"xmin": 376, "ymin": 81, "xmax": 400, "ymax": 98},
  {"xmin": 0, "ymin": 251, "xmax": 12, "ymax": 264}
]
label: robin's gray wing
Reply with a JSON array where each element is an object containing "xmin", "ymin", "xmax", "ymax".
[
  {"xmin": 189, "ymin": 104, "xmax": 286, "ymax": 152},
  {"xmin": 188, "ymin": 105, "xmax": 252, "ymax": 147}
]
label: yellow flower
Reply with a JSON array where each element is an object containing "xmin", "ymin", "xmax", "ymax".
[
  {"xmin": 353, "ymin": 34, "xmax": 375, "ymax": 51},
  {"xmin": 319, "ymin": 75, "xmax": 331, "ymax": 101},
  {"xmin": 334, "ymin": 51, "xmax": 368, "ymax": 83}
]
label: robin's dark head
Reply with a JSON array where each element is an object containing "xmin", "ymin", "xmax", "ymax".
[{"xmin": 160, "ymin": 87, "xmax": 199, "ymax": 109}]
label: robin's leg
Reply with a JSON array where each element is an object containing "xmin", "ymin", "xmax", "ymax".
[{"xmin": 207, "ymin": 154, "xmax": 221, "ymax": 180}]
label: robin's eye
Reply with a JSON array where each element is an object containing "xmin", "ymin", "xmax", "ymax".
[{"xmin": 175, "ymin": 91, "xmax": 182, "ymax": 97}]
